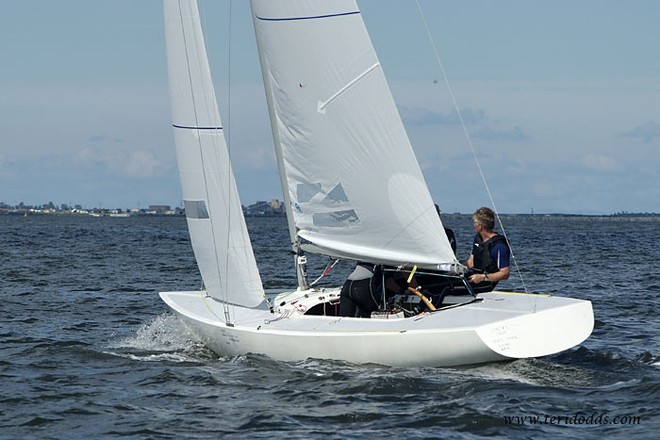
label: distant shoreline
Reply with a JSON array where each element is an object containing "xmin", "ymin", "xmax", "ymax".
[
  {"xmin": 491, "ymin": 213, "xmax": 660, "ymax": 221},
  {"xmin": 2, "ymin": 199, "xmax": 658, "ymax": 219},
  {"xmin": 3, "ymin": 209, "xmax": 658, "ymax": 221}
]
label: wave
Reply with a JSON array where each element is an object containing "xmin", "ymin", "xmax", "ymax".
[{"xmin": 105, "ymin": 314, "xmax": 215, "ymax": 363}]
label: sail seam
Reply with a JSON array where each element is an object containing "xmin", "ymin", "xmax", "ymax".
[{"xmin": 256, "ymin": 11, "xmax": 360, "ymax": 22}]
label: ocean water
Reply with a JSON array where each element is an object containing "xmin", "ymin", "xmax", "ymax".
[{"xmin": 1, "ymin": 214, "xmax": 658, "ymax": 439}]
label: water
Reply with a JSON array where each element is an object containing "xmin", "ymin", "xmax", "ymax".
[{"xmin": 1, "ymin": 214, "xmax": 658, "ymax": 439}]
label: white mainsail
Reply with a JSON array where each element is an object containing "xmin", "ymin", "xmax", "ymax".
[
  {"xmin": 251, "ymin": 1, "xmax": 458, "ymax": 270},
  {"xmin": 164, "ymin": 0, "xmax": 266, "ymax": 309}
]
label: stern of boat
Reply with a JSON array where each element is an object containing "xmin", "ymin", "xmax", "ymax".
[{"xmin": 475, "ymin": 292, "xmax": 594, "ymax": 359}]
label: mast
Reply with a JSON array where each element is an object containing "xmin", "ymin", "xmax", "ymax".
[{"xmin": 250, "ymin": 4, "xmax": 308, "ymax": 290}]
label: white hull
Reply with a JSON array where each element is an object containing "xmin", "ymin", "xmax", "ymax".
[{"xmin": 159, "ymin": 289, "xmax": 593, "ymax": 367}]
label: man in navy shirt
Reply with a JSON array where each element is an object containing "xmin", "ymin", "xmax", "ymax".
[{"xmin": 465, "ymin": 207, "xmax": 510, "ymax": 292}]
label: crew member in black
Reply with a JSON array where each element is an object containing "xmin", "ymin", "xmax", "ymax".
[
  {"xmin": 435, "ymin": 203, "xmax": 457, "ymax": 255},
  {"xmin": 465, "ymin": 207, "xmax": 510, "ymax": 292},
  {"xmin": 339, "ymin": 263, "xmax": 408, "ymax": 317}
]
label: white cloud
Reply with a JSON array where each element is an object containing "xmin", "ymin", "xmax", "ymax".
[
  {"xmin": 622, "ymin": 121, "xmax": 660, "ymax": 142},
  {"xmin": 472, "ymin": 126, "xmax": 529, "ymax": 142},
  {"xmin": 76, "ymin": 145, "xmax": 170, "ymax": 178},
  {"xmin": 123, "ymin": 150, "xmax": 169, "ymax": 177},
  {"xmin": 581, "ymin": 154, "xmax": 621, "ymax": 171},
  {"xmin": 398, "ymin": 106, "xmax": 488, "ymax": 126}
]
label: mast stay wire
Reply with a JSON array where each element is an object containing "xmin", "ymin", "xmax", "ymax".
[
  {"xmin": 202, "ymin": 0, "xmax": 271, "ymax": 315},
  {"xmin": 199, "ymin": 0, "xmax": 236, "ymax": 322},
  {"xmin": 223, "ymin": 0, "xmax": 235, "ymax": 322},
  {"xmin": 413, "ymin": 1, "xmax": 530, "ymax": 296}
]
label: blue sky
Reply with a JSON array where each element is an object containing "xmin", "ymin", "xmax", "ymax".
[{"xmin": 1, "ymin": 0, "xmax": 658, "ymax": 214}]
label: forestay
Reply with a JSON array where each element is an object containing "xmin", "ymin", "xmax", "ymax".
[
  {"xmin": 164, "ymin": 0, "xmax": 266, "ymax": 308},
  {"xmin": 251, "ymin": 0, "xmax": 458, "ymax": 270}
]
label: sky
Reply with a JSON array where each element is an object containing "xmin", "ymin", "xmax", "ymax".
[{"xmin": 1, "ymin": 0, "xmax": 658, "ymax": 214}]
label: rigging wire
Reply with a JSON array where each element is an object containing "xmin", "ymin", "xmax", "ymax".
[
  {"xmin": 414, "ymin": 0, "xmax": 530, "ymax": 296},
  {"xmin": 309, "ymin": 258, "xmax": 340, "ymax": 287},
  {"xmin": 222, "ymin": 0, "xmax": 235, "ymax": 323},
  {"xmin": 209, "ymin": 0, "xmax": 270, "ymax": 316},
  {"xmin": 182, "ymin": 0, "xmax": 233, "ymax": 321}
]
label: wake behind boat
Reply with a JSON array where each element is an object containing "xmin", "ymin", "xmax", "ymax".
[{"xmin": 159, "ymin": 0, "xmax": 593, "ymax": 367}]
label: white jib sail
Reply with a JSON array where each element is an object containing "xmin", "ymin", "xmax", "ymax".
[
  {"xmin": 251, "ymin": 1, "xmax": 457, "ymax": 270},
  {"xmin": 164, "ymin": 0, "xmax": 266, "ymax": 308}
]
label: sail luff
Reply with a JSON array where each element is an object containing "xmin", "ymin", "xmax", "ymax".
[{"xmin": 250, "ymin": 6, "xmax": 308, "ymax": 290}]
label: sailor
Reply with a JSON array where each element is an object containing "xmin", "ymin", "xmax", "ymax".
[
  {"xmin": 339, "ymin": 263, "xmax": 408, "ymax": 317},
  {"xmin": 465, "ymin": 207, "xmax": 510, "ymax": 292},
  {"xmin": 435, "ymin": 203, "xmax": 457, "ymax": 255}
]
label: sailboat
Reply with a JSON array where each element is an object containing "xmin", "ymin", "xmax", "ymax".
[{"xmin": 159, "ymin": 0, "xmax": 593, "ymax": 367}]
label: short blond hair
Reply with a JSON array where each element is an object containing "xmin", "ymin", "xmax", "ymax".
[{"xmin": 473, "ymin": 207, "xmax": 495, "ymax": 231}]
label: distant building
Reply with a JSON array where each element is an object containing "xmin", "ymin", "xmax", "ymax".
[
  {"xmin": 244, "ymin": 199, "xmax": 285, "ymax": 217},
  {"xmin": 147, "ymin": 205, "xmax": 178, "ymax": 215}
]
